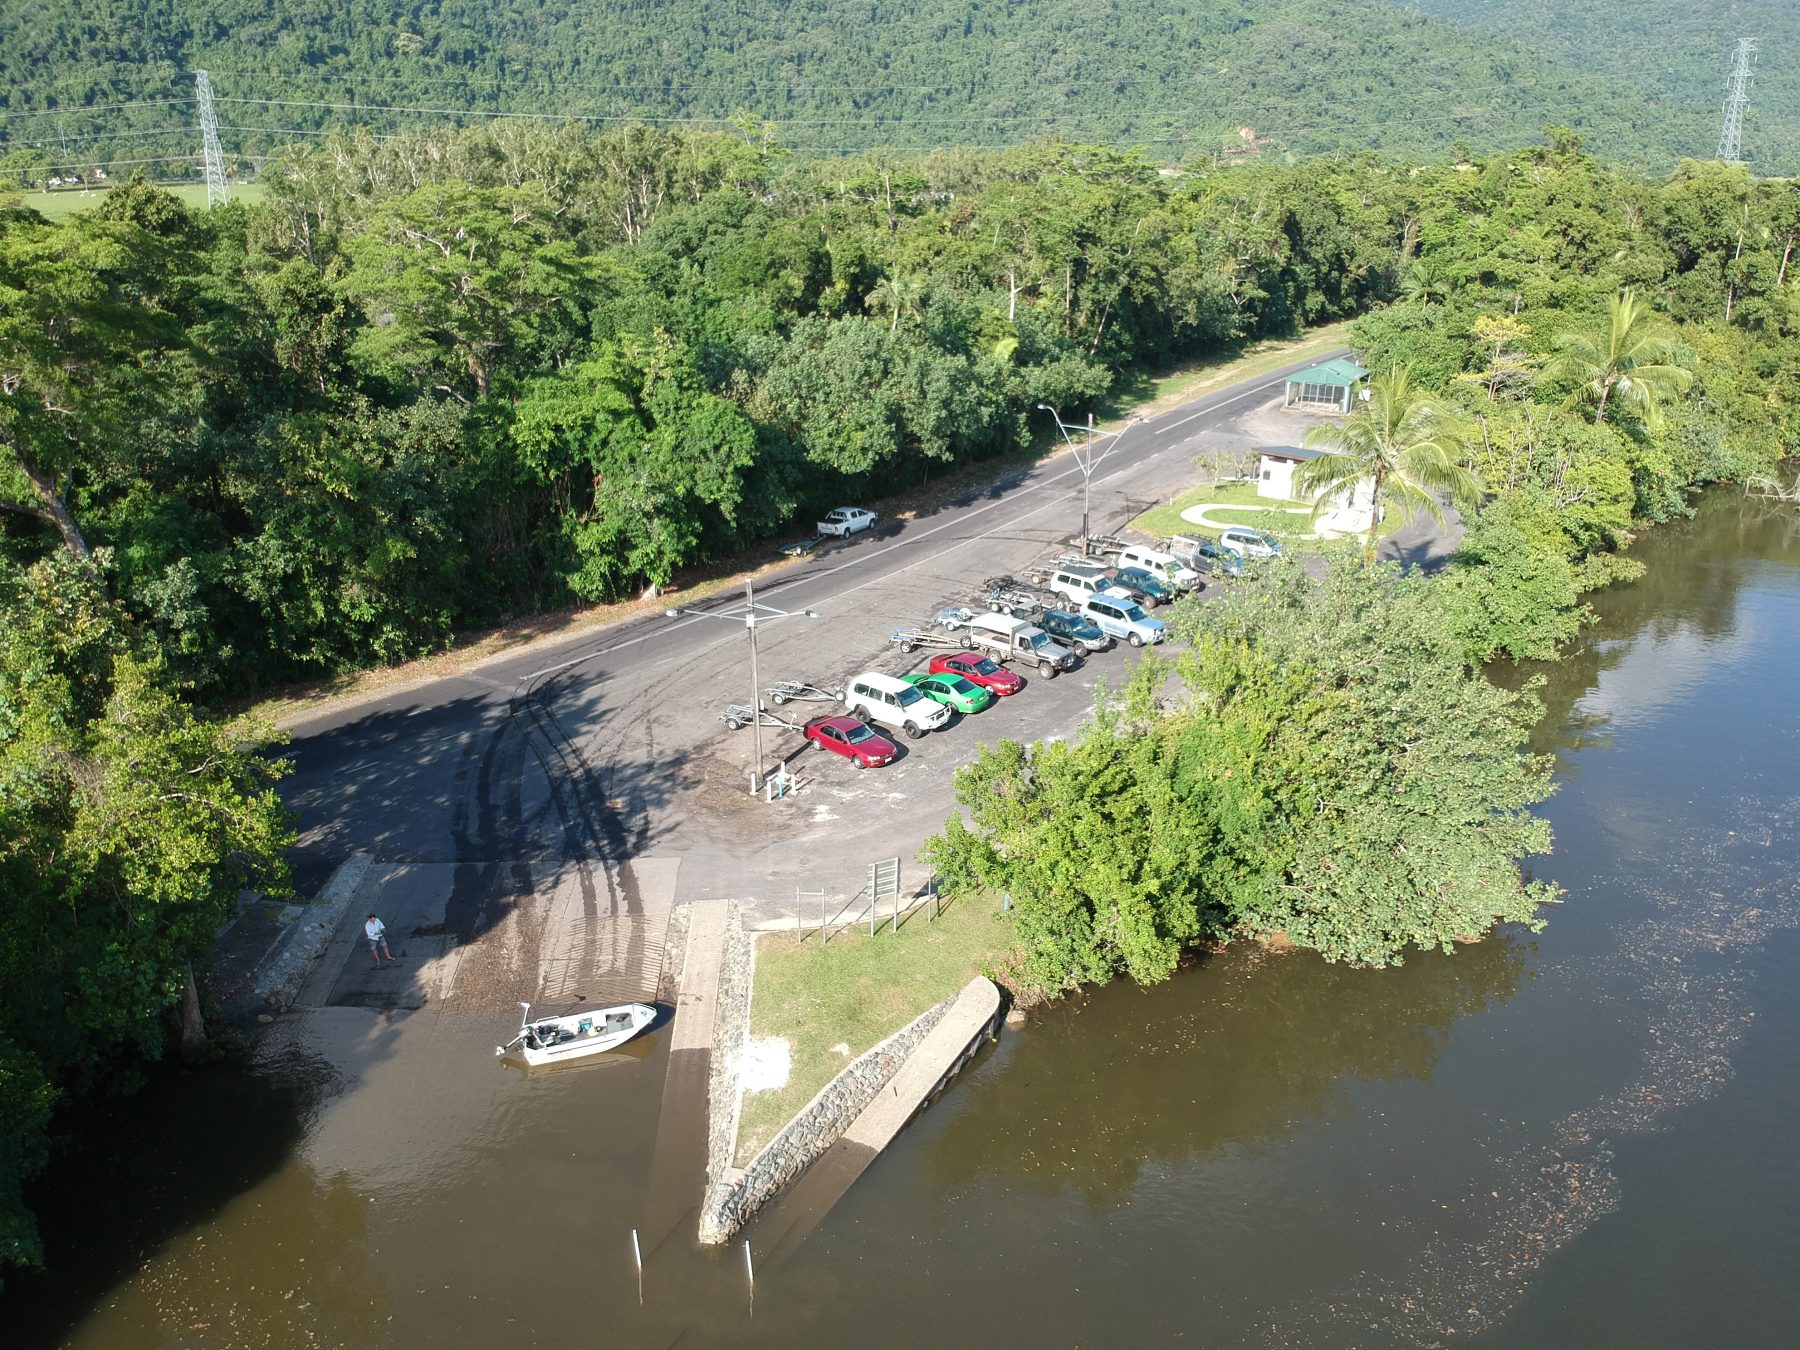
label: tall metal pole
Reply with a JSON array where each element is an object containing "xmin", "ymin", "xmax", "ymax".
[
  {"xmin": 746, "ymin": 578, "xmax": 764, "ymax": 795},
  {"xmin": 1082, "ymin": 412, "xmax": 1095, "ymax": 542},
  {"xmin": 1717, "ymin": 38, "xmax": 1757, "ymax": 164},
  {"xmin": 195, "ymin": 70, "xmax": 229, "ymax": 208}
]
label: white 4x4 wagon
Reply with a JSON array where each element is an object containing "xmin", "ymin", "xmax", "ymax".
[{"xmin": 843, "ymin": 672, "xmax": 951, "ymax": 738}]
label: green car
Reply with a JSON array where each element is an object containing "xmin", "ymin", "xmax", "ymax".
[{"xmin": 902, "ymin": 671, "xmax": 993, "ymax": 715}]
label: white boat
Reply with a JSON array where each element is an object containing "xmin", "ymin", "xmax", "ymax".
[{"xmin": 496, "ymin": 1001, "xmax": 657, "ymax": 1066}]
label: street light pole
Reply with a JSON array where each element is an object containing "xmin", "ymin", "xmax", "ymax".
[
  {"xmin": 745, "ymin": 578, "xmax": 763, "ymax": 796},
  {"xmin": 667, "ymin": 580, "xmax": 820, "ymax": 796},
  {"xmin": 1038, "ymin": 403, "xmax": 1132, "ymax": 546},
  {"xmin": 1082, "ymin": 412, "xmax": 1095, "ymax": 543}
]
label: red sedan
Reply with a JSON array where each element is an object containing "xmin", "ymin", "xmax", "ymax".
[
  {"xmin": 802, "ymin": 715, "xmax": 899, "ymax": 768},
  {"xmin": 929, "ymin": 651, "xmax": 1023, "ymax": 696}
]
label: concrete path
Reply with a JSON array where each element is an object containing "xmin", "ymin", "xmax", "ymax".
[
  {"xmin": 753, "ymin": 976, "xmax": 1002, "ymax": 1261},
  {"xmin": 643, "ymin": 899, "xmax": 729, "ymax": 1251}
]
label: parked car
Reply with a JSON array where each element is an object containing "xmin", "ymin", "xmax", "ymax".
[
  {"xmin": 1218, "ymin": 526, "xmax": 1283, "ymax": 558},
  {"xmin": 1045, "ymin": 563, "xmax": 1117, "ymax": 606},
  {"xmin": 1110, "ymin": 565, "xmax": 1178, "ymax": 607},
  {"xmin": 1080, "ymin": 588, "xmax": 1167, "ymax": 647},
  {"xmin": 803, "ymin": 716, "xmax": 898, "ymax": 768},
  {"xmin": 843, "ymin": 671, "xmax": 952, "ymax": 738},
  {"xmin": 1032, "ymin": 606, "xmax": 1112, "ymax": 654},
  {"xmin": 929, "ymin": 651, "xmax": 1024, "ymax": 696},
  {"xmin": 817, "ymin": 506, "xmax": 877, "ymax": 537},
  {"xmin": 1167, "ymin": 533, "xmax": 1244, "ymax": 578},
  {"xmin": 958, "ymin": 611, "xmax": 1078, "ymax": 676},
  {"xmin": 902, "ymin": 671, "xmax": 993, "ymax": 715},
  {"xmin": 1115, "ymin": 544, "xmax": 1202, "ymax": 593}
]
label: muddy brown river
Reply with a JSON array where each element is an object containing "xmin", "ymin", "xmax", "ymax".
[{"xmin": 9, "ymin": 488, "xmax": 1800, "ymax": 1348}]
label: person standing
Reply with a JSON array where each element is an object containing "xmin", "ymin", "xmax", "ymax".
[{"xmin": 365, "ymin": 913, "xmax": 396, "ymax": 969}]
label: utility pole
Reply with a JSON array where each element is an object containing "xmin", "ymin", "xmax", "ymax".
[
  {"xmin": 1037, "ymin": 404, "xmax": 1139, "ymax": 545},
  {"xmin": 1717, "ymin": 38, "xmax": 1757, "ymax": 164},
  {"xmin": 195, "ymin": 69, "xmax": 229, "ymax": 207},
  {"xmin": 666, "ymin": 584, "xmax": 821, "ymax": 795}
]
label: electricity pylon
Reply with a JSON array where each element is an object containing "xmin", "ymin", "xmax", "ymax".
[
  {"xmin": 195, "ymin": 69, "xmax": 229, "ymax": 207},
  {"xmin": 1717, "ymin": 38, "xmax": 1757, "ymax": 164}
]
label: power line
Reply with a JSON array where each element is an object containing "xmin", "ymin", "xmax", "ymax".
[
  {"xmin": 1717, "ymin": 37, "xmax": 1757, "ymax": 162},
  {"xmin": 0, "ymin": 97, "xmax": 196, "ymax": 122}
]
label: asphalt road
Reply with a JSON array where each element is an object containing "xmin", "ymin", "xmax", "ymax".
[{"xmin": 282, "ymin": 351, "xmax": 1377, "ymax": 987}]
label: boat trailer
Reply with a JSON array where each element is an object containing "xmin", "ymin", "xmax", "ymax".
[
  {"xmin": 764, "ymin": 679, "xmax": 844, "ymax": 706},
  {"xmin": 890, "ymin": 608, "xmax": 977, "ymax": 654},
  {"xmin": 719, "ymin": 703, "xmax": 804, "ymax": 732}
]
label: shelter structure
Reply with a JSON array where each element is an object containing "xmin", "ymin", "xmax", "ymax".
[{"xmin": 1282, "ymin": 358, "xmax": 1367, "ymax": 413}]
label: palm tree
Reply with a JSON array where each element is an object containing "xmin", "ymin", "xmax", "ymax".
[
  {"xmin": 1542, "ymin": 287, "xmax": 1693, "ymax": 428},
  {"xmin": 865, "ymin": 273, "xmax": 927, "ymax": 332},
  {"xmin": 1297, "ymin": 364, "xmax": 1481, "ymax": 565},
  {"xmin": 1400, "ymin": 258, "xmax": 1450, "ymax": 307}
]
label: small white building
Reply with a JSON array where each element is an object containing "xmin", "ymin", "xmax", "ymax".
[{"xmin": 1256, "ymin": 446, "xmax": 1376, "ymax": 536}]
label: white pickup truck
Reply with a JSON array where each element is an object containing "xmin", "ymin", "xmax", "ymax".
[
  {"xmin": 817, "ymin": 506, "xmax": 877, "ymax": 537},
  {"xmin": 956, "ymin": 612, "xmax": 1078, "ymax": 677}
]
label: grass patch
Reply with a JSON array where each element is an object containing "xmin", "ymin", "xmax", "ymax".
[
  {"xmin": 1096, "ymin": 318, "xmax": 1357, "ymax": 427},
  {"xmin": 1133, "ymin": 479, "xmax": 1406, "ymax": 545},
  {"xmin": 735, "ymin": 897, "xmax": 1019, "ymax": 1163},
  {"xmin": 15, "ymin": 183, "xmax": 266, "ymax": 220},
  {"xmin": 1133, "ymin": 481, "xmax": 1313, "ymax": 541}
]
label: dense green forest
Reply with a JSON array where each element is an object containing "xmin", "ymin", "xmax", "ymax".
[
  {"xmin": 5, "ymin": 119, "xmax": 1800, "ymax": 1268},
  {"xmin": 1417, "ymin": 0, "xmax": 1796, "ymax": 169},
  {"xmin": 0, "ymin": 0, "xmax": 1777, "ymax": 175}
]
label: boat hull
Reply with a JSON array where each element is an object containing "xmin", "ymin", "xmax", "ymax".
[{"xmin": 506, "ymin": 1003, "xmax": 658, "ymax": 1067}]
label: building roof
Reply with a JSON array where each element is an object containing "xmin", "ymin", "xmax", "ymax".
[
  {"xmin": 1258, "ymin": 445, "xmax": 1331, "ymax": 462},
  {"xmin": 1285, "ymin": 358, "xmax": 1368, "ymax": 387}
]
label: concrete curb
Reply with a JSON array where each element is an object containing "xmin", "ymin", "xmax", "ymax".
[{"xmin": 253, "ymin": 852, "xmax": 374, "ymax": 1012}]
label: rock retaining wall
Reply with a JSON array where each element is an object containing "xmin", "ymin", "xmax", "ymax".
[
  {"xmin": 698, "ymin": 996, "xmax": 954, "ymax": 1244},
  {"xmin": 702, "ymin": 902, "xmax": 752, "ymax": 1193}
]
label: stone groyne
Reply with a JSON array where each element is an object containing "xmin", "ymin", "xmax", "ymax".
[{"xmin": 698, "ymin": 973, "xmax": 1003, "ymax": 1245}]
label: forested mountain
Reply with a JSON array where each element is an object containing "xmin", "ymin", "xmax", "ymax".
[
  {"xmin": 0, "ymin": 0, "xmax": 1773, "ymax": 176},
  {"xmin": 1416, "ymin": 1, "xmax": 1798, "ymax": 170}
]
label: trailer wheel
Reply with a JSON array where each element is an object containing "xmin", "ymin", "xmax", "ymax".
[
  {"xmin": 725, "ymin": 717, "xmax": 743, "ymax": 731},
  {"xmin": 831, "ymin": 689, "xmax": 845, "ymax": 701},
  {"xmin": 1128, "ymin": 633, "xmax": 1144, "ymax": 648},
  {"xmin": 901, "ymin": 641, "xmax": 916, "ymax": 654},
  {"xmin": 771, "ymin": 693, "xmax": 788, "ymax": 705}
]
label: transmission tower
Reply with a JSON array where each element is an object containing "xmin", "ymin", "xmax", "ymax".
[
  {"xmin": 195, "ymin": 69, "xmax": 229, "ymax": 207},
  {"xmin": 1717, "ymin": 38, "xmax": 1757, "ymax": 163}
]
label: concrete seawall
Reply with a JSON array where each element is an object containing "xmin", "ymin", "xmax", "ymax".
[
  {"xmin": 698, "ymin": 974, "xmax": 1003, "ymax": 1246},
  {"xmin": 644, "ymin": 899, "xmax": 732, "ymax": 1250}
]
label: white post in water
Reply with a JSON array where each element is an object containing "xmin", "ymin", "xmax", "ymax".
[
  {"xmin": 631, "ymin": 1228, "xmax": 643, "ymax": 1305},
  {"xmin": 744, "ymin": 1237, "xmax": 755, "ymax": 1316}
]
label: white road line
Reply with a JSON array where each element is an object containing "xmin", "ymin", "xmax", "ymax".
[{"xmin": 512, "ymin": 366, "xmax": 1309, "ymax": 679}]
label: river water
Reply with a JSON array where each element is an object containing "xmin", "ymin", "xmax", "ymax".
[{"xmin": 10, "ymin": 489, "xmax": 1800, "ymax": 1348}]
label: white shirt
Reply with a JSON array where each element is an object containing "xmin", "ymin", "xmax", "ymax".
[{"xmin": 365, "ymin": 917, "xmax": 386, "ymax": 942}]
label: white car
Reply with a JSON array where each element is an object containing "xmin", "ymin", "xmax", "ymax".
[
  {"xmin": 1217, "ymin": 526, "xmax": 1283, "ymax": 559},
  {"xmin": 843, "ymin": 672, "xmax": 951, "ymax": 739},
  {"xmin": 818, "ymin": 507, "xmax": 878, "ymax": 537}
]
